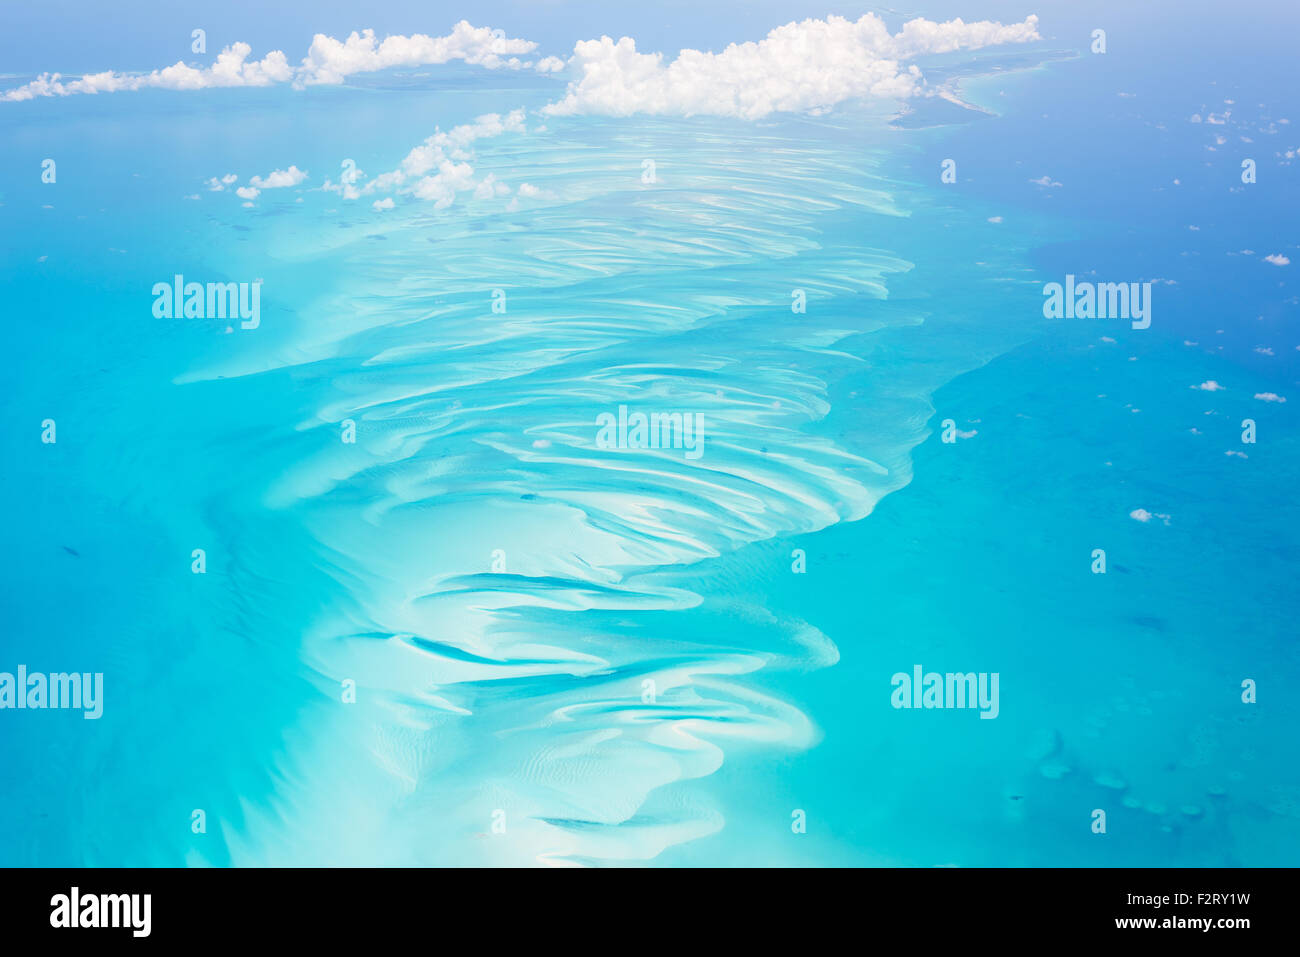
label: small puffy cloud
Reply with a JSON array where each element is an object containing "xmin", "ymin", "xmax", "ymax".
[
  {"xmin": 206, "ymin": 173, "xmax": 238, "ymax": 191},
  {"xmin": 1029, "ymin": 175, "xmax": 1062, "ymax": 187},
  {"xmin": 1193, "ymin": 380, "xmax": 1225, "ymax": 391},
  {"xmin": 372, "ymin": 197, "xmax": 395, "ymax": 210},
  {"xmin": 1263, "ymin": 253, "xmax": 1290, "ymax": 266},
  {"xmin": 296, "ymin": 21, "xmax": 537, "ymax": 86},
  {"xmin": 345, "ymin": 110, "xmax": 527, "ymax": 214},
  {"xmin": 516, "ymin": 182, "xmax": 554, "ymax": 199},
  {"xmin": 1130, "ymin": 508, "xmax": 1171, "ymax": 525},
  {"xmin": 987, "ymin": 216, "xmax": 1003, "ymax": 223},
  {"xmin": 397, "ymin": 110, "xmax": 524, "ymax": 178},
  {"xmin": 320, "ymin": 176, "xmax": 364, "ymax": 200},
  {"xmin": 473, "ymin": 173, "xmax": 511, "ymax": 199},
  {"xmin": 235, "ymin": 186, "xmax": 260, "ymax": 199},
  {"xmin": 410, "ymin": 160, "xmax": 477, "ymax": 207},
  {"xmin": 249, "ymin": 165, "xmax": 307, "ymax": 188},
  {"xmin": 535, "ymin": 56, "xmax": 566, "ymax": 74},
  {"xmin": 541, "ymin": 13, "xmax": 1040, "ymax": 120},
  {"xmin": 1254, "ymin": 392, "xmax": 1286, "ymax": 402}
]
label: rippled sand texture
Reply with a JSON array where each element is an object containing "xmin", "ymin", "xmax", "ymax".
[{"xmin": 181, "ymin": 116, "xmax": 1039, "ymax": 865}]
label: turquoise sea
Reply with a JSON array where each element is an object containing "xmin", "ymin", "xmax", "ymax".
[{"xmin": 1, "ymin": 1, "xmax": 1297, "ymax": 866}]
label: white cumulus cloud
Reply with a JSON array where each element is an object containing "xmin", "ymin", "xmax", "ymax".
[
  {"xmin": 541, "ymin": 13, "xmax": 1041, "ymax": 120},
  {"xmin": 324, "ymin": 109, "xmax": 527, "ymax": 213},
  {"xmin": 296, "ymin": 22, "xmax": 538, "ymax": 86},
  {"xmin": 4, "ymin": 43, "xmax": 294, "ymax": 101},
  {"xmin": 473, "ymin": 173, "xmax": 511, "ymax": 199},
  {"xmin": 3, "ymin": 22, "xmax": 542, "ymax": 102},
  {"xmin": 249, "ymin": 166, "xmax": 307, "ymax": 188}
]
